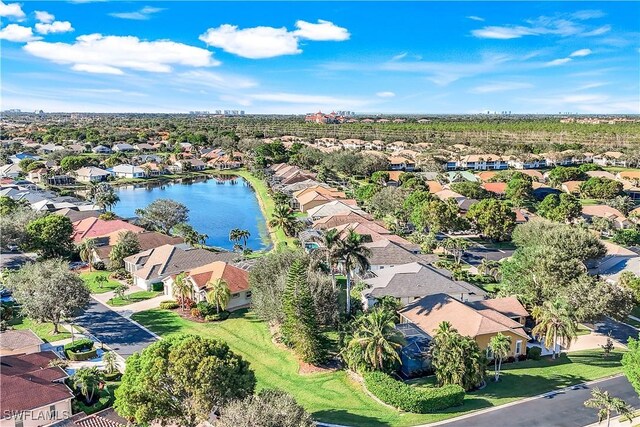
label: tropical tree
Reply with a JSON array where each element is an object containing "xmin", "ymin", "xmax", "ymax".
[
  {"xmin": 92, "ymin": 183, "xmax": 120, "ymax": 212},
  {"xmin": 77, "ymin": 238, "xmax": 97, "ymax": 271},
  {"xmin": 438, "ymin": 237, "xmax": 470, "ymax": 265},
  {"xmin": 229, "ymin": 228, "xmax": 242, "ymax": 248},
  {"xmin": 26, "ymin": 215, "xmax": 74, "ymax": 259},
  {"xmin": 313, "ymin": 228, "xmax": 341, "ymax": 289},
  {"xmin": 95, "ymin": 274, "xmax": 108, "ymax": 289},
  {"xmin": 217, "ymin": 389, "xmax": 314, "ymax": 427},
  {"xmin": 72, "ymin": 367, "xmax": 104, "ymax": 403},
  {"xmin": 531, "ymin": 299, "xmax": 578, "ymax": 359},
  {"xmin": 135, "ymin": 199, "xmax": 189, "ymax": 234},
  {"xmin": 113, "ymin": 283, "xmax": 128, "ymax": 301},
  {"xmin": 109, "ymin": 231, "xmax": 141, "ymax": 269},
  {"xmin": 206, "ymin": 278, "xmax": 231, "ymax": 314},
  {"xmin": 584, "ymin": 388, "xmax": 635, "ymax": 427},
  {"xmin": 172, "ymin": 272, "xmax": 192, "ymax": 311},
  {"xmin": 478, "ymin": 258, "xmax": 500, "ymax": 281},
  {"xmin": 489, "ymin": 333, "xmax": 512, "ymax": 382},
  {"xmin": 103, "ymin": 351, "xmax": 119, "ymax": 374},
  {"xmin": 337, "ymin": 230, "xmax": 371, "ymax": 315},
  {"xmin": 343, "ymin": 308, "xmax": 405, "ymax": 372},
  {"xmin": 174, "ymin": 223, "xmax": 207, "ymax": 247},
  {"xmin": 238, "ymin": 229, "xmax": 251, "ymax": 250},
  {"xmin": 269, "ymin": 204, "xmax": 300, "ymax": 237}
]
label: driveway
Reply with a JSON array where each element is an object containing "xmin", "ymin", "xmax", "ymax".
[
  {"xmin": 0, "ymin": 250, "xmax": 36, "ymax": 269},
  {"xmin": 462, "ymin": 244, "xmax": 515, "ymax": 267},
  {"xmin": 587, "ymin": 317, "xmax": 639, "ymax": 345},
  {"xmin": 432, "ymin": 376, "xmax": 640, "ymax": 427},
  {"xmin": 74, "ymin": 298, "xmax": 158, "ymax": 359}
]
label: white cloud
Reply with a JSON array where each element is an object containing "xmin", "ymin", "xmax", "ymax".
[
  {"xmin": 109, "ymin": 6, "xmax": 165, "ymax": 20},
  {"xmin": 293, "ymin": 19, "xmax": 349, "ymax": 41},
  {"xmin": 0, "ymin": 24, "xmax": 39, "ymax": 42},
  {"xmin": 24, "ymin": 34, "xmax": 219, "ymax": 74},
  {"xmin": 0, "ymin": 1, "xmax": 25, "ymax": 19},
  {"xmin": 35, "ymin": 10, "xmax": 54, "ymax": 23},
  {"xmin": 570, "ymin": 48, "xmax": 592, "ymax": 57},
  {"xmin": 545, "ymin": 58, "xmax": 572, "ymax": 66},
  {"xmin": 376, "ymin": 91, "xmax": 395, "ymax": 98},
  {"xmin": 199, "ymin": 19, "xmax": 349, "ymax": 59},
  {"xmin": 472, "ymin": 14, "xmax": 611, "ymax": 39},
  {"xmin": 466, "ymin": 16, "xmax": 485, "ymax": 22},
  {"xmin": 470, "ymin": 82, "xmax": 533, "ymax": 94},
  {"xmin": 35, "ymin": 21, "xmax": 74, "ymax": 35},
  {"xmin": 471, "ymin": 26, "xmax": 535, "ymax": 40},
  {"xmin": 571, "ymin": 10, "xmax": 605, "ymax": 20},
  {"xmin": 176, "ymin": 70, "xmax": 258, "ymax": 90},
  {"xmin": 582, "ymin": 25, "xmax": 611, "ymax": 37}
]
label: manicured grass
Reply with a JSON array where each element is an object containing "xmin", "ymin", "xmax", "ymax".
[
  {"xmin": 209, "ymin": 169, "xmax": 296, "ymax": 250},
  {"xmin": 81, "ymin": 271, "xmax": 121, "ymax": 294},
  {"xmin": 8, "ymin": 315, "xmax": 71, "ymax": 343},
  {"xmin": 72, "ymin": 381, "xmax": 119, "ymax": 415},
  {"xmin": 631, "ymin": 306, "xmax": 640, "ymax": 319},
  {"xmin": 580, "ymin": 198, "xmax": 602, "ymax": 206},
  {"xmin": 107, "ymin": 291, "xmax": 161, "ymax": 307},
  {"xmin": 626, "ymin": 317, "xmax": 640, "ymax": 329},
  {"xmin": 132, "ymin": 308, "xmax": 623, "ymax": 427},
  {"xmin": 577, "ymin": 324, "xmax": 592, "ymax": 336}
]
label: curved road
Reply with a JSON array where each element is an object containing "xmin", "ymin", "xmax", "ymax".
[{"xmin": 74, "ymin": 298, "xmax": 158, "ymax": 358}]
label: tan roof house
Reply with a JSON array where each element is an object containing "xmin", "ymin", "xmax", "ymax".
[{"xmin": 0, "ymin": 329, "xmax": 44, "ymax": 356}]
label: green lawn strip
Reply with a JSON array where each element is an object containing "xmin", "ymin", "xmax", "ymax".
[
  {"xmin": 132, "ymin": 309, "xmax": 623, "ymax": 427},
  {"xmin": 108, "ymin": 291, "xmax": 161, "ymax": 307},
  {"xmin": 72, "ymin": 381, "xmax": 119, "ymax": 415},
  {"xmin": 577, "ymin": 324, "xmax": 592, "ymax": 336},
  {"xmin": 626, "ymin": 317, "xmax": 640, "ymax": 329},
  {"xmin": 8, "ymin": 316, "xmax": 71, "ymax": 343},
  {"xmin": 81, "ymin": 271, "xmax": 121, "ymax": 294},
  {"xmin": 631, "ymin": 306, "xmax": 640, "ymax": 319}
]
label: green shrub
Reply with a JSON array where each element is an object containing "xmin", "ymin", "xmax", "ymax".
[
  {"xmin": 190, "ymin": 307, "xmax": 202, "ymax": 318},
  {"xmin": 67, "ymin": 347, "xmax": 98, "ymax": 361},
  {"xmin": 64, "ymin": 338, "xmax": 93, "ymax": 356},
  {"xmin": 527, "ymin": 346, "xmax": 542, "ymax": 361},
  {"xmin": 196, "ymin": 301, "xmax": 217, "ymax": 317},
  {"xmin": 104, "ymin": 372, "xmax": 122, "ymax": 381},
  {"xmin": 159, "ymin": 300, "xmax": 179, "ymax": 310},
  {"xmin": 363, "ymin": 371, "xmax": 464, "ymax": 413},
  {"xmin": 151, "ymin": 282, "xmax": 164, "ymax": 292},
  {"xmin": 205, "ymin": 311, "xmax": 230, "ymax": 322}
]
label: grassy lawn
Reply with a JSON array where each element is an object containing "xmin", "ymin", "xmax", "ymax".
[
  {"xmin": 108, "ymin": 291, "xmax": 161, "ymax": 307},
  {"xmin": 209, "ymin": 169, "xmax": 296, "ymax": 250},
  {"xmin": 577, "ymin": 324, "xmax": 592, "ymax": 336},
  {"xmin": 8, "ymin": 315, "xmax": 71, "ymax": 343},
  {"xmin": 132, "ymin": 308, "xmax": 623, "ymax": 427},
  {"xmin": 626, "ymin": 317, "xmax": 640, "ymax": 329},
  {"xmin": 580, "ymin": 198, "xmax": 602, "ymax": 206},
  {"xmin": 631, "ymin": 306, "xmax": 640, "ymax": 318},
  {"xmin": 81, "ymin": 271, "xmax": 121, "ymax": 294}
]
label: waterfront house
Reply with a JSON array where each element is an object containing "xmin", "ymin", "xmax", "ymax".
[
  {"xmin": 92, "ymin": 230, "xmax": 185, "ymax": 265},
  {"xmin": 110, "ymin": 164, "xmax": 146, "ymax": 179},
  {"xmin": 74, "ymin": 166, "xmax": 111, "ymax": 183},
  {"xmin": 293, "ymin": 186, "xmax": 346, "ymax": 212},
  {"xmin": 72, "ymin": 217, "xmax": 144, "ymax": 244},
  {"xmin": 306, "ymin": 200, "xmax": 367, "ymax": 221}
]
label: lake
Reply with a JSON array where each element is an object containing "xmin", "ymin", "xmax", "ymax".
[{"xmin": 114, "ymin": 176, "xmax": 271, "ymax": 251}]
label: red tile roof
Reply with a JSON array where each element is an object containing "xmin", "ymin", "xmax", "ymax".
[
  {"xmin": 186, "ymin": 261, "xmax": 249, "ymax": 293},
  {"xmin": 72, "ymin": 217, "xmax": 143, "ymax": 243},
  {"xmin": 482, "ymin": 182, "xmax": 508, "ymax": 194}
]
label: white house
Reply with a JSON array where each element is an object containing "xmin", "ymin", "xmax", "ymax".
[
  {"xmin": 92, "ymin": 145, "xmax": 112, "ymax": 154},
  {"xmin": 110, "ymin": 164, "xmax": 146, "ymax": 179},
  {"xmin": 112, "ymin": 143, "xmax": 135, "ymax": 153}
]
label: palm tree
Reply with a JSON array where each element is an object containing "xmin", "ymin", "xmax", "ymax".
[
  {"xmin": 206, "ymin": 278, "xmax": 231, "ymax": 314},
  {"xmin": 344, "ymin": 308, "xmax": 405, "ymax": 371},
  {"xmin": 314, "ymin": 228, "xmax": 341, "ymax": 290},
  {"xmin": 102, "ymin": 351, "xmax": 118, "ymax": 375},
  {"xmin": 172, "ymin": 272, "xmax": 192, "ymax": 311},
  {"xmin": 478, "ymin": 258, "xmax": 500, "ymax": 279},
  {"xmin": 229, "ymin": 228, "xmax": 242, "ymax": 248},
  {"xmin": 584, "ymin": 388, "xmax": 635, "ymax": 427},
  {"xmin": 438, "ymin": 237, "xmax": 470, "ymax": 265},
  {"xmin": 337, "ymin": 230, "xmax": 371, "ymax": 315},
  {"xmin": 95, "ymin": 274, "xmax": 108, "ymax": 290},
  {"xmin": 77, "ymin": 238, "xmax": 97, "ymax": 271},
  {"xmin": 489, "ymin": 332, "xmax": 512, "ymax": 382},
  {"xmin": 269, "ymin": 204, "xmax": 299, "ymax": 237},
  {"xmin": 72, "ymin": 367, "xmax": 104, "ymax": 403},
  {"xmin": 532, "ymin": 299, "xmax": 578, "ymax": 359},
  {"xmin": 237, "ymin": 229, "xmax": 251, "ymax": 250},
  {"xmin": 430, "ymin": 321, "xmax": 465, "ymax": 387}
]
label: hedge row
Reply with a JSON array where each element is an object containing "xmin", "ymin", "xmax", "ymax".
[
  {"xmin": 363, "ymin": 371, "xmax": 465, "ymax": 413},
  {"xmin": 159, "ymin": 300, "xmax": 179, "ymax": 310},
  {"xmin": 68, "ymin": 348, "xmax": 98, "ymax": 361},
  {"xmin": 64, "ymin": 339, "xmax": 93, "ymax": 355}
]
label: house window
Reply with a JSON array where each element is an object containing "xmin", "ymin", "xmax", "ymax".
[
  {"xmin": 486, "ymin": 348, "xmax": 493, "ymax": 359},
  {"xmin": 246, "ymin": 291, "xmax": 252, "ymax": 299},
  {"xmin": 231, "ymin": 293, "xmax": 239, "ymax": 299},
  {"xmin": 515, "ymin": 340, "xmax": 522, "ymax": 355}
]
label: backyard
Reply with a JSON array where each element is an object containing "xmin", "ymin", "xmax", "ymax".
[
  {"xmin": 80, "ymin": 271, "xmax": 121, "ymax": 294},
  {"xmin": 132, "ymin": 308, "xmax": 624, "ymax": 427},
  {"xmin": 8, "ymin": 314, "xmax": 71, "ymax": 343}
]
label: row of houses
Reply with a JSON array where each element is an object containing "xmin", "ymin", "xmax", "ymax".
[{"xmin": 444, "ymin": 151, "xmax": 631, "ymax": 171}]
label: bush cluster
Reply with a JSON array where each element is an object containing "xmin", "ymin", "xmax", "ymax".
[
  {"xmin": 151, "ymin": 282, "xmax": 164, "ymax": 292},
  {"xmin": 159, "ymin": 300, "xmax": 179, "ymax": 310},
  {"xmin": 205, "ymin": 311, "xmax": 230, "ymax": 322},
  {"xmin": 363, "ymin": 371, "xmax": 464, "ymax": 413},
  {"xmin": 64, "ymin": 339, "xmax": 97, "ymax": 361},
  {"xmin": 526, "ymin": 346, "xmax": 542, "ymax": 360}
]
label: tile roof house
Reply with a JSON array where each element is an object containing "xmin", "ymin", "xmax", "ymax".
[
  {"xmin": 54, "ymin": 208, "xmax": 100, "ymax": 223},
  {"xmin": 581, "ymin": 205, "xmax": 631, "ymax": 230},
  {"xmin": 330, "ymin": 221, "xmax": 418, "ymax": 251},
  {"xmin": 112, "ymin": 143, "xmax": 135, "ymax": 152},
  {"xmin": 109, "ymin": 164, "xmax": 146, "ymax": 179},
  {"xmin": 72, "ymin": 217, "xmax": 144, "ymax": 244},
  {"xmin": 0, "ymin": 329, "xmax": 44, "ymax": 356},
  {"xmin": 561, "ymin": 180, "xmax": 584, "ymax": 194},
  {"xmin": 399, "ymin": 294, "xmax": 529, "ymax": 358},
  {"xmin": 293, "ymin": 186, "xmax": 346, "ymax": 212},
  {"xmin": 481, "ymin": 182, "xmax": 508, "ymax": 196},
  {"xmin": 163, "ymin": 261, "xmax": 251, "ymax": 310},
  {"xmin": 364, "ymin": 239, "xmax": 433, "ymax": 270},
  {"xmin": 93, "ymin": 230, "xmax": 185, "ymax": 264},
  {"xmin": 1, "ymin": 351, "xmax": 74, "ymax": 426},
  {"xmin": 74, "ymin": 166, "xmax": 111, "ymax": 183},
  {"xmin": 311, "ymin": 212, "xmax": 376, "ymax": 230},
  {"xmin": 362, "ymin": 262, "xmax": 486, "ymax": 309},
  {"xmin": 306, "ymin": 200, "xmax": 368, "ymax": 220},
  {"xmin": 124, "ymin": 244, "xmax": 237, "ymax": 290}
]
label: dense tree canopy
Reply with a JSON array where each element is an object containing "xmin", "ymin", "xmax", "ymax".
[
  {"xmin": 135, "ymin": 199, "xmax": 189, "ymax": 233},
  {"xmin": 26, "ymin": 214, "xmax": 74, "ymax": 258},
  {"xmin": 536, "ymin": 193, "xmax": 582, "ymax": 223},
  {"xmin": 109, "ymin": 231, "xmax": 142, "ymax": 269},
  {"xmin": 580, "ymin": 177, "xmax": 623, "ymax": 199},
  {"xmin": 466, "ymin": 199, "xmax": 516, "ymax": 241},
  {"xmin": 217, "ymin": 389, "xmax": 314, "ymax": 427}
]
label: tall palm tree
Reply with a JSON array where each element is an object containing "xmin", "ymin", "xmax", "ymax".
[
  {"xmin": 532, "ymin": 299, "xmax": 578, "ymax": 359},
  {"xmin": 489, "ymin": 332, "xmax": 512, "ymax": 382},
  {"xmin": 438, "ymin": 237, "xmax": 470, "ymax": 265},
  {"xmin": 237, "ymin": 229, "xmax": 251, "ymax": 250},
  {"xmin": 229, "ymin": 228, "xmax": 242, "ymax": 248},
  {"xmin": 172, "ymin": 272, "xmax": 192, "ymax": 311},
  {"xmin": 314, "ymin": 228, "xmax": 341, "ymax": 290},
  {"xmin": 77, "ymin": 238, "xmax": 97, "ymax": 271},
  {"xmin": 206, "ymin": 278, "xmax": 231, "ymax": 314},
  {"xmin": 269, "ymin": 204, "xmax": 299, "ymax": 237},
  {"xmin": 102, "ymin": 351, "xmax": 118, "ymax": 375},
  {"xmin": 72, "ymin": 367, "xmax": 104, "ymax": 403},
  {"xmin": 344, "ymin": 308, "xmax": 405, "ymax": 371},
  {"xmin": 584, "ymin": 388, "xmax": 635, "ymax": 427},
  {"xmin": 430, "ymin": 321, "xmax": 465, "ymax": 387},
  {"xmin": 337, "ymin": 230, "xmax": 371, "ymax": 315}
]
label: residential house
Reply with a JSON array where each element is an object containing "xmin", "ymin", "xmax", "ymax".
[
  {"xmin": 364, "ymin": 239, "xmax": 428, "ymax": 271},
  {"xmin": 593, "ymin": 151, "xmax": 627, "ymax": 167},
  {"xmin": 9, "ymin": 153, "xmax": 39, "ymax": 165},
  {"xmin": 477, "ymin": 171, "xmax": 498, "ymax": 182},
  {"xmin": 38, "ymin": 144, "xmax": 65, "ymax": 154},
  {"xmin": 293, "ymin": 186, "xmax": 346, "ymax": 212},
  {"xmin": 445, "ymin": 171, "xmax": 480, "ymax": 183},
  {"xmin": 330, "ymin": 222, "xmax": 417, "ymax": 250},
  {"xmin": 91, "ymin": 145, "xmax": 112, "ymax": 154},
  {"xmin": 388, "ymin": 156, "xmax": 416, "ymax": 172},
  {"xmin": 66, "ymin": 144, "xmax": 86, "ymax": 154},
  {"xmin": 508, "ymin": 154, "xmax": 547, "ymax": 170},
  {"xmin": 112, "ymin": 143, "xmax": 135, "ymax": 153},
  {"xmin": 28, "ymin": 169, "xmax": 74, "ymax": 186},
  {"xmin": 311, "ymin": 211, "xmax": 375, "ymax": 230},
  {"xmin": 162, "ymin": 261, "xmax": 251, "ymax": 310},
  {"xmin": 617, "ymin": 170, "xmax": 640, "ymax": 184},
  {"xmin": 124, "ymin": 244, "xmax": 237, "ymax": 290},
  {"xmin": 482, "ymin": 182, "xmax": 507, "ymax": 197},
  {"xmin": 53, "ymin": 207, "xmax": 100, "ymax": 222},
  {"xmin": 587, "ymin": 240, "xmax": 638, "ymax": 276},
  {"xmin": 585, "ymin": 170, "xmax": 618, "ymax": 180},
  {"xmin": 581, "ymin": 205, "xmax": 631, "ymax": 230},
  {"xmin": 362, "ymin": 262, "xmax": 486, "ymax": 309},
  {"xmin": 0, "ymin": 329, "xmax": 43, "ymax": 356},
  {"xmin": 561, "ymin": 180, "xmax": 584, "ymax": 195},
  {"xmin": 457, "ymin": 154, "xmax": 508, "ymax": 171},
  {"xmin": 74, "ymin": 166, "xmax": 111, "ymax": 183},
  {"xmin": 306, "ymin": 200, "xmax": 367, "ymax": 221},
  {"xmin": 72, "ymin": 217, "xmax": 144, "ymax": 244},
  {"xmin": 398, "ymin": 294, "xmax": 529, "ymax": 359},
  {"xmin": 0, "ymin": 351, "xmax": 74, "ymax": 427},
  {"xmin": 135, "ymin": 143, "xmax": 156, "ymax": 151},
  {"xmin": 171, "ymin": 158, "xmax": 207, "ymax": 172},
  {"xmin": 110, "ymin": 164, "xmax": 146, "ymax": 179},
  {"xmin": 92, "ymin": 230, "xmax": 185, "ymax": 264},
  {"xmin": 518, "ymin": 169, "xmax": 544, "ymax": 182},
  {"xmin": 0, "ymin": 163, "xmax": 22, "ymax": 179},
  {"xmin": 621, "ymin": 180, "xmax": 640, "ymax": 201}
]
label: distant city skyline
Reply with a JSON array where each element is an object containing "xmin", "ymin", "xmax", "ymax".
[{"xmin": 1, "ymin": 1, "xmax": 638, "ymax": 114}]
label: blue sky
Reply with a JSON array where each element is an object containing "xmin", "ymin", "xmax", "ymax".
[{"xmin": 1, "ymin": 1, "xmax": 639, "ymax": 114}]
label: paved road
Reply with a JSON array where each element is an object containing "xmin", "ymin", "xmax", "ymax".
[
  {"xmin": 588, "ymin": 317, "xmax": 638, "ymax": 345},
  {"xmin": 435, "ymin": 376, "xmax": 640, "ymax": 427},
  {"xmin": 0, "ymin": 251, "xmax": 36, "ymax": 269},
  {"xmin": 463, "ymin": 245, "xmax": 515, "ymax": 266},
  {"xmin": 74, "ymin": 298, "xmax": 158, "ymax": 358}
]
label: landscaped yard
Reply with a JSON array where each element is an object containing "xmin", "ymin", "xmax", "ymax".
[
  {"xmin": 72, "ymin": 381, "xmax": 120, "ymax": 415},
  {"xmin": 132, "ymin": 308, "xmax": 624, "ymax": 427},
  {"xmin": 81, "ymin": 271, "xmax": 121, "ymax": 294},
  {"xmin": 8, "ymin": 315, "xmax": 71, "ymax": 343},
  {"xmin": 108, "ymin": 291, "xmax": 161, "ymax": 307}
]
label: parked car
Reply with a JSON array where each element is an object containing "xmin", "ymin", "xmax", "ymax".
[{"xmin": 69, "ymin": 261, "xmax": 88, "ymax": 270}]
